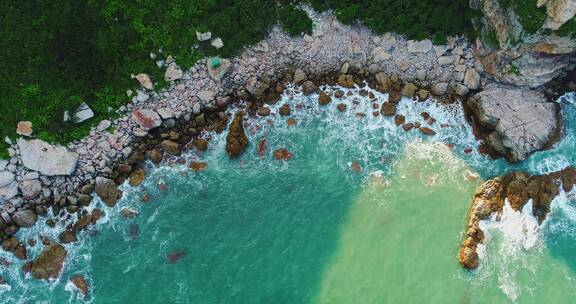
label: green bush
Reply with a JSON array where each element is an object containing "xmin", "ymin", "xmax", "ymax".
[
  {"xmin": 278, "ymin": 4, "xmax": 313, "ymax": 36},
  {"xmin": 505, "ymin": 0, "xmax": 547, "ymax": 34},
  {"xmin": 305, "ymin": 0, "xmax": 478, "ymax": 43}
]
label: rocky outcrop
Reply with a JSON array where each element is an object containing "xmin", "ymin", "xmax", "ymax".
[
  {"xmin": 467, "ymin": 87, "xmax": 560, "ymax": 162},
  {"xmin": 226, "ymin": 112, "xmax": 248, "ymax": 158},
  {"xmin": 17, "ymin": 139, "xmax": 78, "ymax": 176},
  {"xmin": 474, "ymin": 0, "xmax": 576, "ymax": 88},
  {"xmin": 70, "ymin": 276, "xmax": 89, "ymax": 296},
  {"xmin": 30, "ymin": 244, "xmax": 67, "ymax": 280},
  {"xmin": 459, "ymin": 167, "xmax": 576, "ymax": 270},
  {"xmin": 539, "ymin": 0, "xmax": 576, "ymax": 30}
]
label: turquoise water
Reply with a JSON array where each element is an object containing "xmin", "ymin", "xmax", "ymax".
[{"xmin": 0, "ymin": 87, "xmax": 575, "ymax": 303}]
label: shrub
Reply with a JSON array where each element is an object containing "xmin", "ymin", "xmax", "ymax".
[{"xmin": 278, "ymin": 4, "xmax": 313, "ymax": 36}]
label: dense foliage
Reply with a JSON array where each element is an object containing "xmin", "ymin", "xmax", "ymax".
[
  {"xmin": 0, "ymin": 0, "xmax": 313, "ymax": 158},
  {"xmin": 305, "ymin": 0, "xmax": 479, "ymax": 43}
]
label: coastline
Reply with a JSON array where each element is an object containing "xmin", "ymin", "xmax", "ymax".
[{"xmin": 0, "ymin": 11, "xmax": 574, "ymax": 286}]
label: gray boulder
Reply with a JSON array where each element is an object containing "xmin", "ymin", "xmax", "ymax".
[
  {"xmin": 467, "ymin": 87, "xmax": 560, "ymax": 162},
  {"xmin": 18, "ymin": 139, "xmax": 78, "ymax": 176},
  {"xmin": 19, "ymin": 179, "xmax": 42, "ymax": 200}
]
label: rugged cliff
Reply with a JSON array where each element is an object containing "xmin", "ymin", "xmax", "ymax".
[{"xmin": 471, "ymin": 0, "xmax": 576, "ymax": 89}]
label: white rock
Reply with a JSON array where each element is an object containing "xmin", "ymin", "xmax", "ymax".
[
  {"xmin": 136, "ymin": 90, "xmax": 150, "ymax": 102},
  {"xmin": 97, "ymin": 120, "xmax": 112, "ymax": 132},
  {"xmin": 196, "ymin": 31, "xmax": 212, "ymax": 41},
  {"xmin": 157, "ymin": 108, "xmax": 175, "ymax": 120},
  {"xmin": 0, "ymin": 171, "xmax": 15, "ymax": 187},
  {"xmin": 207, "ymin": 58, "xmax": 231, "ymax": 82},
  {"xmin": 73, "ymin": 102, "xmax": 94, "ymax": 123},
  {"xmin": 0, "ymin": 181, "xmax": 18, "ymax": 200},
  {"xmin": 433, "ymin": 45, "xmax": 448, "ymax": 57},
  {"xmin": 431, "ymin": 82, "xmax": 449, "ymax": 95},
  {"xmin": 165, "ymin": 63, "xmax": 183, "ymax": 82},
  {"xmin": 17, "ymin": 139, "xmax": 79, "ymax": 176},
  {"xmin": 371, "ymin": 47, "xmax": 391, "ymax": 62},
  {"xmin": 193, "ymin": 103, "xmax": 201, "ymax": 114},
  {"xmin": 0, "ymin": 160, "xmax": 7, "ymax": 171},
  {"xmin": 211, "ymin": 37, "xmax": 224, "ymax": 49},
  {"xmin": 407, "ymin": 39, "xmax": 433, "ymax": 53},
  {"xmin": 131, "ymin": 73, "xmax": 154, "ymax": 90},
  {"xmin": 22, "ymin": 172, "xmax": 39, "ymax": 181}
]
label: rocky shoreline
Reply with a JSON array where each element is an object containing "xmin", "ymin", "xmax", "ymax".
[
  {"xmin": 459, "ymin": 167, "xmax": 576, "ymax": 270},
  {"xmin": 0, "ymin": 11, "xmax": 574, "ymax": 287}
]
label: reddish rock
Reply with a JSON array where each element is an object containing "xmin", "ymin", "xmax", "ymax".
[
  {"xmin": 337, "ymin": 103, "xmax": 347, "ymax": 112},
  {"xmin": 31, "ymin": 244, "xmax": 67, "ymax": 280},
  {"xmin": 168, "ymin": 251, "xmax": 187, "ymax": 263},
  {"xmin": 395, "ymin": 115, "xmax": 406, "ymax": 126},
  {"xmin": 226, "ymin": 112, "xmax": 249, "ymax": 158},
  {"xmin": 464, "ymin": 147, "xmax": 473, "ymax": 154},
  {"xmin": 131, "ymin": 109, "xmax": 161, "ymax": 130},
  {"xmin": 129, "ymin": 169, "xmax": 146, "ymax": 187},
  {"xmin": 189, "ymin": 162, "xmax": 208, "ymax": 172},
  {"xmin": 350, "ymin": 161, "xmax": 362, "ymax": 173},
  {"xmin": 380, "ymin": 102, "xmax": 396, "ymax": 116},
  {"xmin": 302, "ymin": 81, "xmax": 317, "ymax": 95},
  {"xmin": 192, "ymin": 138, "xmax": 209, "ymax": 151},
  {"xmin": 287, "ymin": 118, "xmax": 297, "ymax": 126},
  {"xmin": 334, "ymin": 90, "xmax": 345, "ymax": 98},
  {"xmin": 355, "ymin": 112, "xmax": 366, "ymax": 118},
  {"xmin": 257, "ymin": 138, "xmax": 267, "ymax": 157},
  {"xmin": 402, "ymin": 123, "xmax": 414, "ymax": 132},
  {"xmin": 388, "ymin": 91, "xmax": 402, "ymax": 103},
  {"xmin": 338, "ymin": 74, "xmax": 355, "ymax": 88},
  {"xmin": 16, "ymin": 121, "xmax": 33, "ymax": 137},
  {"xmin": 318, "ymin": 92, "xmax": 332, "ymax": 105},
  {"xmin": 279, "ymin": 104, "xmax": 291, "ymax": 116},
  {"xmin": 70, "ymin": 276, "xmax": 89, "ymax": 296},
  {"xmin": 372, "ymin": 111, "xmax": 380, "ymax": 117},
  {"xmin": 419, "ymin": 127, "xmax": 436, "ymax": 136},
  {"xmin": 274, "ymin": 148, "xmax": 292, "ymax": 161},
  {"xmin": 147, "ymin": 149, "xmax": 163, "ymax": 163},
  {"xmin": 59, "ymin": 230, "xmax": 78, "ymax": 244}
]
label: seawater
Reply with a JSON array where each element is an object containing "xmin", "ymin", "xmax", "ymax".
[{"xmin": 0, "ymin": 86, "xmax": 575, "ymax": 303}]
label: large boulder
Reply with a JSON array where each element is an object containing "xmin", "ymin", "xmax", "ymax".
[
  {"xmin": 30, "ymin": 244, "xmax": 67, "ymax": 280},
  {"xmin": 131, "ymin": 109, "xmax": 162, "ymax": 131},
  {"xmin": 226, "ymin": 112, "xmax": 248, "ymax": 158},
  {"xmin": 95, "ymin": 177, "xmax": 120, "ymax": 207},
  {"xmin": 18, "ymin": 139, "xmax": 78, "ymax": 176},
  {"xmin": 407, "ymin": 39, "xmax": 433, "ymax": 53},
  {"xmin": 12, "ymin": 209, "xmax": 38, "ymax": 227},
  {"xmin": 19, "ymin": 179, "xmax": 41, "ymax": 200},
  {"xmin": 467, "ymin": 87, "xmax": 560, "ymax": 162}
]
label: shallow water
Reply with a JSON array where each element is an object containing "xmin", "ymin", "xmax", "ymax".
[{"xmin": 0, "ymin": 87, "xmax": 575, "ymax": 303}]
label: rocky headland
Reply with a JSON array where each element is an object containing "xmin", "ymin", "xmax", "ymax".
[{"xmin": 0, "ymin": 5, "xmax": 575, "ymax": 287}]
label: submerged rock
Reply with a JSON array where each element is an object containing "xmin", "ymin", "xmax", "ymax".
[
  {"xmin": 318, "ymin": 92, "xmax": 332, "ymax": 105},
  {"xmin": 168, "ymin": 251, "xmax": 186, "ymax": 263},
  {"xmin": 226, "ymin": 112, "xmax": 248, "ymax": 158},
  {"xmin": 274, "ymin": 148, "xmax": 292, "ymax": 161},
  {"xmin": 189, "ymin": 162, "xmax": 208, "ymax": 172}
]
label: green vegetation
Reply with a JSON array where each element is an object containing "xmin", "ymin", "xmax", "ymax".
[
  {"xmin": 0, "ymin": 0, "xmax": 313, "ymax": 158},
  {"xmin": 305, "ymin": 0, "xmax": 479, "ymax": 42},
  {"xmin": 556, "ymin": 18, "xmax": 576, "ymax": 38},
  {"xmin": 278, "ymin": 5, "xmax": 313, "ymax": 36},
  {"xmin": 501, "ymin": 0, "xmax": 547, "ymax": 34},
  {"xmin": 510, "ymin": 63, "xmax": 522, "ymax": 76}
]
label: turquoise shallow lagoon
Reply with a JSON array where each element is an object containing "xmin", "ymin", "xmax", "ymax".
[{"xmin": 1, "ymin": 87, "xmax": 575, "ymax": 303}]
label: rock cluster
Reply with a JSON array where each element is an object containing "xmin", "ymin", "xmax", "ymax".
[{"xmin": 459, "ymin": 167, "xmax": 576, "ymax": 270}]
